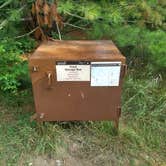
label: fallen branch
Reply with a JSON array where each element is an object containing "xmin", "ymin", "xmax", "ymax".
[
  {"xmin": 65, "ymin": 11, "xmax": 85, "ymax": 20},
  {"xmin": 0, "ymin": 0, "xmax": 12, "ymax": 9},
  {"xmin": 56, "ymin": 22, "xmax": 62, "ymax": 40},
  {"xmin": 14, "ymin": 26, "xmax": 39, "ymax": 39},
  {"xmin": 64, "ymin": 22, "xmax": 86, "ymax": 30}
]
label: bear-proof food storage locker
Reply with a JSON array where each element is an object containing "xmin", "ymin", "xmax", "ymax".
[{"xmin": 29, "ymin": 40, "xmax": 127, "ymax": 128}]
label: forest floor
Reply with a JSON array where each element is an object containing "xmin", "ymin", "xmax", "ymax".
[{"xmin": 0, "ymin": 97, "xmax": 165, "ymax": 166}]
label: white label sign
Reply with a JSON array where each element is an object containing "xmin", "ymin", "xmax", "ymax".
[
  {"xmin": 56, "ymin": 61, "xmax": 90, "ymax": 81},
  {"xmin": 91, "ymin": 62, "xmax": 121, "ymax": 86}
]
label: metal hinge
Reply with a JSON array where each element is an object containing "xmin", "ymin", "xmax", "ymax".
[
  {"xmin": 124, "ymin": 64, "xmax": 128, "ymax": 76},
  {"xmin": 32, "ymin": 66, "xmax": 39, "ymax": 72},
  {"xmin": 117, "ymin": 106, "xmax": 121, "ymax": 117},
  {"xmin": 121, "ymin": 64, "xmax": 127, "ymax": 78}
]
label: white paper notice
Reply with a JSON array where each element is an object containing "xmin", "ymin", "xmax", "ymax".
[
  {"xmin": 91, "ymin": 62, "xmax": 121, "ymax": 86},
  {"xmin": 56, "ymin": 61, "xmax": 90, "ymax": 81}
]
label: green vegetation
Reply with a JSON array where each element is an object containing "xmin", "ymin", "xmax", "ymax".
[
  {"xmin": 0, "ymin": 38, "xmax": 36, "ymax": 92},
  {"xmin": 0, "ymin": 0, "xmax": 166, "ymax": 165}
]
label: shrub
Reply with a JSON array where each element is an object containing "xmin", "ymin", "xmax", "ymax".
[{"xmin": 0, "ymin": 38, "xmax": 35, "ymax": 93}]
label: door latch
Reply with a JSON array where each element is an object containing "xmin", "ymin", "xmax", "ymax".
[{"xmin": 46, "ymin": 71, "xmax": 53, "ymax": 88}]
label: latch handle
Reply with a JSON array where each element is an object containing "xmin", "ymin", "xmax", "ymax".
[{"xmin": 46, "ymin": 71, "xmax": 53, "ymax": 88}]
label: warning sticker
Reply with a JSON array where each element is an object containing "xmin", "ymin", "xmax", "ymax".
[
  {"xmin": 91, "ymin": 62, "xmax": 121, "ymax": 86},
  {"xmin": 56, "ymin": 61, "xmax": 90, "ymax": 81}
]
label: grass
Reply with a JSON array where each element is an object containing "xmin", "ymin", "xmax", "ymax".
[{"xmin": 0, "ymin": 70, "xmax": 166, "ymax": 166}]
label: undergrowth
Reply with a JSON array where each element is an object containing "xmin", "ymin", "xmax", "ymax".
[
  {"xmin": 0, "ymin": 69, "xmax": 165, "ymax": 165},
  {"xmin": 0, "ymin": 37, "xmax": 36, "ymax": 93}
]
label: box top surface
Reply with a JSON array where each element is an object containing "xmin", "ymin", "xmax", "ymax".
[{"xmin": 30, "ymin": 40, "xmax": 125, "ymax": 61}]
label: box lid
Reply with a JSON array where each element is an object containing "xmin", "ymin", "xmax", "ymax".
[{"xmin": 30, "ymin": 40, "xmax": 125, "ymax": 62}]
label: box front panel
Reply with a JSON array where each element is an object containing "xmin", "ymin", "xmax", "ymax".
[{"xmin": 29, "ymin": 59, "xmax": 125, "ymax": 121}]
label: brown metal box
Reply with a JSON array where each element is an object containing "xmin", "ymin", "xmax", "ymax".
[{"xmin": 29, "ymin": 40, "xmax": 126, "ymax": 128}]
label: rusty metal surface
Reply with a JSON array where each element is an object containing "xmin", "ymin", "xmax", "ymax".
[
  {"xmin": 29, "ymin": 40, "xmax": 126, "ymax": 127},
  {"xmin": 30, "ymin": 40, "xmax": 125, "ymax": 61}
]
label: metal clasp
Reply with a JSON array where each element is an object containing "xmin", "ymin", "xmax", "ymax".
[{"xmin": 46, "ymin": 71, "xmax": 53, "ymax": 88}]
